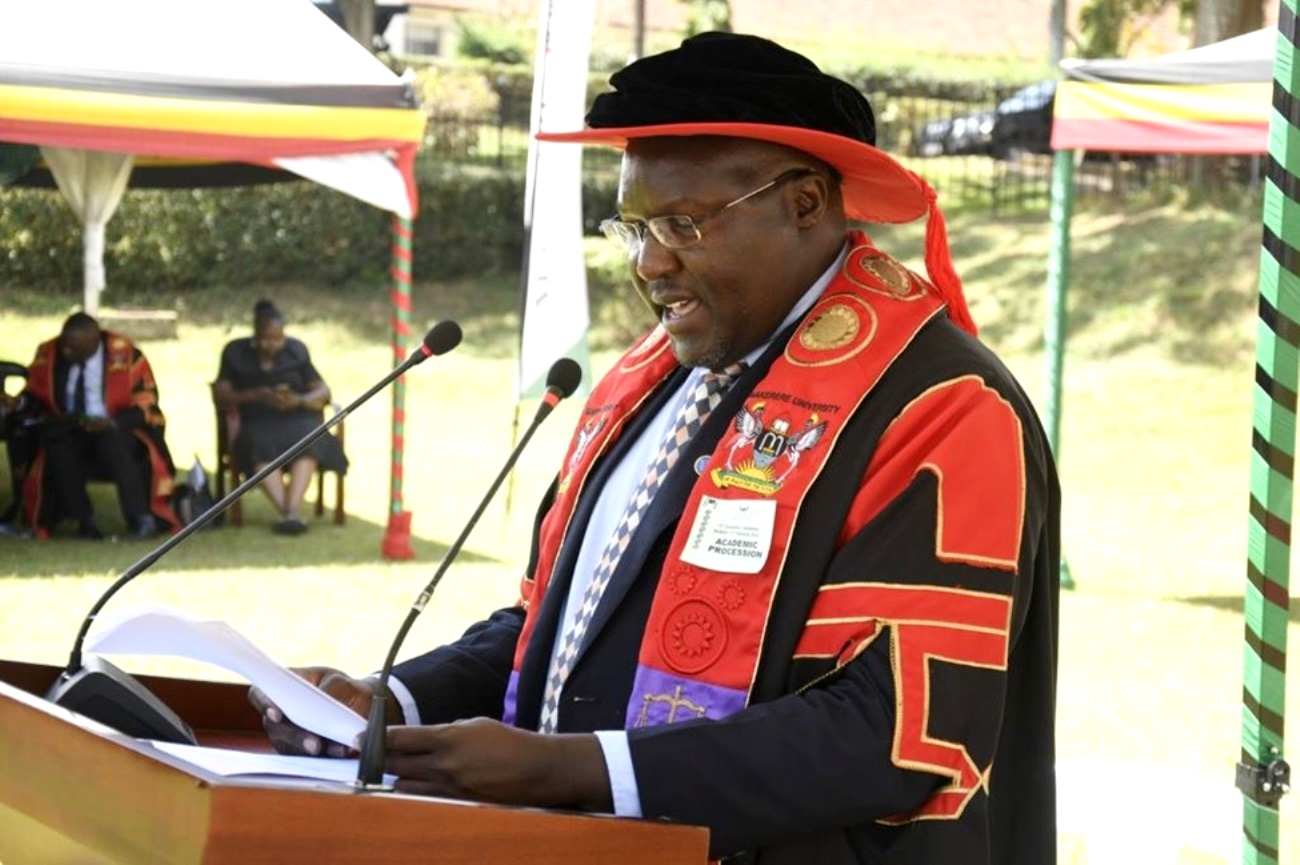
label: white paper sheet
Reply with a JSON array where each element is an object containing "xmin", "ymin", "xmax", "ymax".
[
  {"xmin": 84, "ymin": 603, "xmax": 365, "ymax": 745},
  {"xmin": 149, "ymin": 741, "xmax": 394, "ymax": 787}
]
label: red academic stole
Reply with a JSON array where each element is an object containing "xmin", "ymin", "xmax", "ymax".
[
  {"xmin": 505, "ymin": 233, "xmax": 947, "ymax": 726},
  {"xmin": 22, "ymin": 333, "xmax": 178, "ymax": 536},
  {"xmin": 26, "ymin": 333, "xmax": 161, "ymax": 420}
]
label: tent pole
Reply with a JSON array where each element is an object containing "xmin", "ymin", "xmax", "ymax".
[
  {"xmin": 1237, "ymin": 10, "xmax": 1297, "ymax": 863},
  {"xmin": 1045, "ymin": 147, "xmax": 1076, "ymax": 590},
  {"xmin": 381, "ymin": 213, "xmax": 416, "ymax": 561}
]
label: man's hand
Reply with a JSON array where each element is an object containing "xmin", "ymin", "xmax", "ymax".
[
  {"xmin": 385, "ymin": 718, "xmax": 613, "ymax": 812},
  {"xmin": 80, "ymin": 416, "xmax": 114, "ymax": 433},
  {"xmin": 248, "ymin": 666, "xmax": 392, "ymax": 757}
]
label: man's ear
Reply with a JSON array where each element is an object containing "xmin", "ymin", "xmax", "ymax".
[{"xmin": 792, "ymin": 173, "xmax": 832, "ymax": 227}]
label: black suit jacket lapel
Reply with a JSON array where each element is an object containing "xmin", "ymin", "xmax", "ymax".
[{"xmin": 513, "ymin": 369, "xmax": 686, "ymax": 725}]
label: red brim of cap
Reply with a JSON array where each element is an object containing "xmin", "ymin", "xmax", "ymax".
[{"xmin": 536, "ymin": 121, "xmax": 928, "ymax": 225}]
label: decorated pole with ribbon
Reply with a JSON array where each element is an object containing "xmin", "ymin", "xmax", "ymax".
[
  {"xmin": 1237, "ymin": 8, "xmax": 1297, "ymax": 862},
  {"xmin": 381, "ymin": 212, "xmax": 416, "ymax": 560},
  {"xmin": 1043, "ymin": 147, "xmax": 1076, "ymax": 590}
]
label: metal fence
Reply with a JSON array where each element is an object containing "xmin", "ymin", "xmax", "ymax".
[{"xmin": 425, "ymin": 78, "xmax": 1266, "ymax": 216}]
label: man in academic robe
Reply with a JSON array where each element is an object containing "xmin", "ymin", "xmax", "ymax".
[
  {"xmin": 252, "ymin": 33, "xmax": 1060, "ymax": 865},
  {"xmin": 20, "ymin": 312, "xmax": 179, "ymax": 540}
]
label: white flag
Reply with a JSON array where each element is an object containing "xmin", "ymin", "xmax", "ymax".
[{"xmin": 516, "ymin": 0, "xmax": 595, "ymax": 399}]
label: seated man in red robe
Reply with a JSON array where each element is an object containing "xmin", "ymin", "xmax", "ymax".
[{"xmin": 17, "ymin": 312, "xmax": 180, "ymax": 540}]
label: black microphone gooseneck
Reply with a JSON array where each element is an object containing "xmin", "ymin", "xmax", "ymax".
[
  {"xmin": 46, "ymin": 320, "xmax": 464, "ymax": 744},
  {"xmin": 355, "ymin": 356, "xmax": 582, "ymax": 789}
]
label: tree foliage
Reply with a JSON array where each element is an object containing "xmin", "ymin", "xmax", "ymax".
[
  {"xmin": 1074, "ymin": 0, "xmax": 1262, "ymax": 57},
  {"xmin": 453, "ymin": 16, "xmax": 532, "ymax": 65},
  {"xmin": 677, "ymin": 0, "xmax": 732, "ymax": 36},
  {"xmin": 1075, "ymin": 0, "xmax": 1187, "ymax": 57}
]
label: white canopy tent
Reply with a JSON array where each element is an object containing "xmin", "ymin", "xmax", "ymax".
[
  {"xmin": 0, "ymin": 0, "xmax": 429, "ymax": 557},
  {"xmin": 0, "ymin": 0, "xmax": 424, "ymax": 312}
]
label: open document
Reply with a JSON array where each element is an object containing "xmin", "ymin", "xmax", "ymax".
[
  {"xmin": 146, "ymin": 740, "xmax": 392, "ymax": 787},
  {"xmin": 84, "ymin": 603, "xmax": 366, "ymax": 746}
]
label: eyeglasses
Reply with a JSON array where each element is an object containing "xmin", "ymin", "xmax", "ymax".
[{"xmin": 600, "ymin": 168, "xmax": 816, "ymax": 252}]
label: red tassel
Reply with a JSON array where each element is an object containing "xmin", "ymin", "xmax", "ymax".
[
  {"xmin": 381, "ymin": 510, "xmax": 416, "ymax": 561},
  {"xmin": 913, "ymin": 173, "xmax": 978, "ymax": 336}
]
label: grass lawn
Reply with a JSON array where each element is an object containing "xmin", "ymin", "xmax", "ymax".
[{"xmin": 1, "ymin": 197, "xmax": 1296, "ymax": 861}]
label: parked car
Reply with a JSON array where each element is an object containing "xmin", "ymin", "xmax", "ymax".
[
  {"xmin": 913, "ymin": 117, "xmax": 954, "ymax": 157},
  {"xmin": 989, "ymin": 80, "xmax": 1055, "ymax": 159},
  {"xmin": 911, "ymin": 108, "xmax": 995, "ymax": 157}
]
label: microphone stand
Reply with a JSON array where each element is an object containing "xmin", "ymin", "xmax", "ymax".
[
  {"xmin": 46, "ymin": 321, "xmax": 462, "ymax": 743},
  {"xmin": 355, "ymin": 357, "xmax": 582, "ymax": 789}
]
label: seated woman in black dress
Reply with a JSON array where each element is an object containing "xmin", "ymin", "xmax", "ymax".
[{"xmin": 213, "ymin": 300, "xmax": 348, "ymax": 535}]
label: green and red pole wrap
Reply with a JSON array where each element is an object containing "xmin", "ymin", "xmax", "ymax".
[
  {"xmin": 382, "ymin": 212, "xmax": 416, "ymax": 560},
  {"xmin": 1239, "ymin": 7, "xmax": 1297, "ymax": 861},
  {"xmin": 1044, "ymin": 147, "xmax": 1076, "ymax": 590}
]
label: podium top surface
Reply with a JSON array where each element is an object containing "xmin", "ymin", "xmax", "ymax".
[{"xmin": 0, "ymin": 659, "xmax": 709, "ymax": 865}]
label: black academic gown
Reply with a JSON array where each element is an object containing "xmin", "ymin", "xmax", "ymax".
[{"xmin": 392, "ymin": 315, "xmax": 1060, "ymax": 865}]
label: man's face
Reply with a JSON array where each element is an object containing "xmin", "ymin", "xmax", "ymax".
[
  {"xmin": 616, "ymin": 138, "xmax": 823, "ymax": 370},
  {"xmin": 58, "ymin": 328, "xmax": 99, "ymax": 364}
]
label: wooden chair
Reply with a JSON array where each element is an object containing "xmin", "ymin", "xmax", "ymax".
[
  {"xmin": 0, "ymin": 361, "xmax": 31, "ymax": 524},
  {"xmin": 211, "ymin": 387, "xmax": 346, "ymax": 527}
]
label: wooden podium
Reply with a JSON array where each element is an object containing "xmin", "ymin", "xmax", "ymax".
[{"xmin": 0, "ymin": 660, "xmax": 709, "ymax": 864}]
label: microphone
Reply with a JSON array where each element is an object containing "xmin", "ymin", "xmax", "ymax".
[
  {"xmin": 355, "ymin": 356, "xmax": 582, "ymax": 788},
  {"xmin": 45, "ymin": 320, "xmax": 464, "ymax": 744}
]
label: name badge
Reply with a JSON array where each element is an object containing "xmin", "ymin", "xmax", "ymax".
[{"xmin": 680, "ymin": 495, "xmax": 776, "ymax": 574}]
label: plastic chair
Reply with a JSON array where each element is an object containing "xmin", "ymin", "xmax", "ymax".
[
  {"xmin": 211, "ymin": 386, "xmax": 345, "ymax": 527},
  {"xmin": 1055, "ymin": 757, "xmax": 1241, "ymax": 864}
]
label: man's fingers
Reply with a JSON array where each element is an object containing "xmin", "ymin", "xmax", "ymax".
[
  {"xmin": 247, "ymin": 685, "xmax": 282, "ymax": 722},
  {"xmin": 385, "ymin": 724, "xmax": 440, "ymax": 754},
  {"xmin": 249, "ymin": 668, "xmax": 364, "ymax": 758},
  {"xmin": 392, "ymin": 778, "xmax": 450, "ymax": 798},
  {"xmin": 323, "ymin": 739, "xmax": 356, "ymax": 758},
  {"xmin": 263, "ymin": 718, "xmax": 314, "ymax": 755},
  {"xmin": 262, "ymin": 716, "xmax": 354, "ymax": 758}
]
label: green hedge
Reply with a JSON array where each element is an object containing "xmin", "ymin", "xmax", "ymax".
[{"xmin": 0, "ymin": 164, "xmax": 620, "ymax": 297}]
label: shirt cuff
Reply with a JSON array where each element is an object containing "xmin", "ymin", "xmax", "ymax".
[
  {"xmin": 382, "ymin": 674, "xmax": 422, "ymax": 726},
  {"xmin": 593, "ymin": 730, "xmax": 643, "ymax": 818}
]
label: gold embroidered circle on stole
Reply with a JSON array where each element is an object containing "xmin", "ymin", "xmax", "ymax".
[
  {"xmin": 785, "ymin": 294, "xmax": 877, "ymax": 368},
  {"xmin": 843, "ymin": 246, "xmax": 929, "ymax": 301}
]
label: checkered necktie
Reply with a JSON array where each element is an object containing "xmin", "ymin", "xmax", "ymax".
[{"xmin": 538, "ymin": 363, "xmax": 745, "ymax": 733}]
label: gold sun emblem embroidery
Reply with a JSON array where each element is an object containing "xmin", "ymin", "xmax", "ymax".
[
  {"xmin": 861, "ymin": 255, "xmax": 913, "ymax": 296},
  {"xmin": 798, "ymin": 304, "xmax": 859, "ymax": 352}
]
